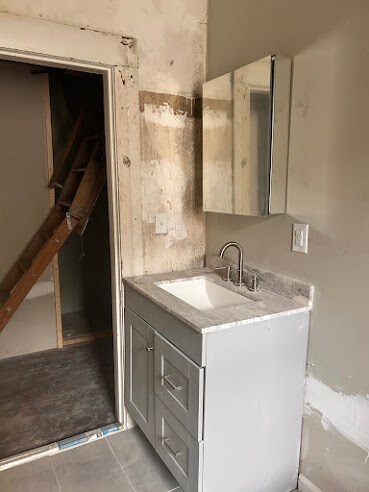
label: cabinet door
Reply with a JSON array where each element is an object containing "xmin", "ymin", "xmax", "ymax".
[{"xmin": 125, "ymin": 308, "xmax": 155, "ymax": 446}]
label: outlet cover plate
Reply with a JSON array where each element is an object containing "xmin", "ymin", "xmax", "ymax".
[{"xmin": 292, "ymin": 223, "xmax": 309, "ymax": 254}]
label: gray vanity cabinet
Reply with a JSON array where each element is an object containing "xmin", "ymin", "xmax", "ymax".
[
  {"xmin": 124, "ymin": 285, "xmax": 310, "ymax": 492},
  {"xmin": 124, "ymin": 308, "xmax": 155, "ymax": 446}
]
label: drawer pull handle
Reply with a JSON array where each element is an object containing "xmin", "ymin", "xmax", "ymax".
[
  {"xmin": 163, "ymin": 375, "xmax": 182, "ymax": 392},
  {"xmin": 163, "ymin": 437, "xmax": 182, "ymax": 458},
  {"xmin": 146, "ymin": 346, "xmax": 154, "ymax": 352}
]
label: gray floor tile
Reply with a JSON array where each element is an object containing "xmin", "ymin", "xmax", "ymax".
[
  {"xmin": 51, "ymin": 438, "xmax": 134, "ymax": 492},
  {"xmin": 108, "ymin": 427, "xmax": 178, "ymax": 492},
  {"xmin": 0, "ymin": 457, "xmax": 60, "ymax": 492}
]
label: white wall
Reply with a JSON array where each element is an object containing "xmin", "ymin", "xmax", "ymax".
[
  {"xmin": 0, "ymin": 62, "xmax": 57, "ymax": 359},
  {"xmin": 207, "ymin": 1, "xmax": 369, "ymax": 490}
]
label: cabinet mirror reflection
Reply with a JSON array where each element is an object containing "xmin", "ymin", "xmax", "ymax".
[{"xmin": 203, "ymin": 55, "xmax": 291, "ymax": 216}]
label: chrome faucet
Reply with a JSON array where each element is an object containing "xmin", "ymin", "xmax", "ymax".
[{"xmin": 219, "ymin": 241, "xmax": 244, "ymax": 286}]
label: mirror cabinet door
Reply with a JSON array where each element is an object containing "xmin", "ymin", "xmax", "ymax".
[{"xmin": 203, "ymin": 55, "xmax": 291, "ymax": 216}]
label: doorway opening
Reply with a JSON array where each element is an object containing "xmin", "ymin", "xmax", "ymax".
[
  {"xmin": 0, "ymin": 59, "xmax": 117, "ymax": 459},
  {"xmin": 49, "ymin": 67, "xmax": 113, "ymax": 347}
]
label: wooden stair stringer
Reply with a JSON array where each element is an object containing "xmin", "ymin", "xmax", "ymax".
[
  {"xmin": 0, "ymin": 214, "xmax": 79, "ymax": 332},
  {"xmin": 0, "ymin": 209, "xmax": 65, "ymax": 302}
]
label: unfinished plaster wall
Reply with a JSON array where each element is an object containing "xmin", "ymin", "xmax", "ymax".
[
  {"xmin": 207, "ymin": 1, "xmax": 369, "ymax": 490},
  {"xmin": 0, "ymin": 62, "xmax": 57, "ymax": 359},
  {"xmin": 0, "ymin": 0, "xmax": 207, "ymax": 274}
]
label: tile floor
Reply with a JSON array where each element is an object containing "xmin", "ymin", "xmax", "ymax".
[{"xmin": 0, "ymin": 427, "xmax": 180, "ymax": 492}]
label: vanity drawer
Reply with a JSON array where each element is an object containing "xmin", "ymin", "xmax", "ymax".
[
  {"xmin": 155, "ymin": 398, "xmax": 203, "ymax": 492},
  {"xmin": 155, "ymin": 332, "xmax": 204, "ymax": 441}
]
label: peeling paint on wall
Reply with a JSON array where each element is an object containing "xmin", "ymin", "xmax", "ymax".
[
  {"xmin": 0, "ymin": 3, "xmax": 207, "ymax": 283},
  {"xmin": 304, "ymin": 376, "xmax": 369, "ymax": 453},
  {"xmin": 144, "ymin": 103, "xmax": 187, "ymax": 129},
  {"xmin": 139, "ymin": 91, "xmax": 202, "ymax": 117},
  {"xmin": 140, "ymin": 90, "xmax": 205, "ymax": 274},
  {"xmin": 142, "ymin": 158, "xmax": 188, "ymax": 248}
]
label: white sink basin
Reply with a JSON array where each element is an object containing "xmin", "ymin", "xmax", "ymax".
[{"xmin": 157, "ymin": 277, "xmax": 251, "ymax": 311}]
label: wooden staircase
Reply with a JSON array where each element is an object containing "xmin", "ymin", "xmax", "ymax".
[{"xmin": 0, "ymin": 115, "xmax": 106, "ymax": 333}]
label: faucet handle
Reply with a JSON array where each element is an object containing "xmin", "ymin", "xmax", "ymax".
[
  {"xmin": 247, "ymin": 274, "xmax": 259, "ymax": 292},
  {"xmin": 214, "ymin": 265, "xmax": 231, "ymax": 282}
]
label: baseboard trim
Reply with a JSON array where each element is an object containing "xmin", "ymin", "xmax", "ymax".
[{"xmin": 298, "ymin": 474, "xmax": 323, "ymax": 492}]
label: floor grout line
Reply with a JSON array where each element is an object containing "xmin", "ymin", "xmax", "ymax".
[
  {"xmin": 49, "ymin": 456, "xmax": 63, "ymax": 492},
  {"xmin": 105, "ymin": 437, "xmax": 137, "ymax": 491}
]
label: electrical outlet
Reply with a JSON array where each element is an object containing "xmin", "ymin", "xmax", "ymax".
[
  {"xmin": 155, "ymin": 213, "xmax": 168, "ymax": 235},
  {"xmin": 292, "ymin": 223, "xmax": 309, "ymax": 254}
]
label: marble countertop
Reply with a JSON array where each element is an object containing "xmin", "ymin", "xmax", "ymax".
[{"xmin": 123, "ymin": 267, "xmax": 313, "ymax": 334}]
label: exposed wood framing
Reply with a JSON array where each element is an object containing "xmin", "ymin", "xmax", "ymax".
[{"xmin": 42, "ymin": 73, "xmax": 63, "ymax": 349}]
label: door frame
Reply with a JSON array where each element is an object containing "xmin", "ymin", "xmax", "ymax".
[{"xmin": 0, "ymin": 12, "xmax": 142, "ymax": 428}]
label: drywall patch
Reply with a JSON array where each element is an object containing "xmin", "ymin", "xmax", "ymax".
[
  {"xmin": 25, "ymin": 281, "xmax": 54, "ymax": 300},
  {"xmin": 304, "ymin": 376, "xmax": 369, "ymax": 452}
]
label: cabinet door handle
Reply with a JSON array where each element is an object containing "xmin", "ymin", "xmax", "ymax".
[
  {"xmin": 163, "ymin": 375, "xmax": 182, "ymax": 392},
  {"xmin": 146, "ymin": 346, "xmax": 154, "ymax": 352},
  {"xmin": 163, "ymin": 437, "xmax": 182, "ymax": 458}
]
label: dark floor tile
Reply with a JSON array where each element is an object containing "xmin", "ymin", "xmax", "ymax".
[
  {"xmin": 51, "ymin": 438, "xmax": 133, "ymax": 492},
  {"xmin": 108, "ymin": 427, "xmax": 178, "ymax": 492},
  {"xmin": 0, "ymin": 457, "xmax": 60, "ymax": 492}
]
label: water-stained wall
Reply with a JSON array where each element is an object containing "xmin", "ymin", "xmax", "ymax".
[{"xmin": 0, "ymin": 0, "xmax": 207, "ymax": 274}]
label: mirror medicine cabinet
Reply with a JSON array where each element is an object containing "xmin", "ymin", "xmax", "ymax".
[{"xmin": 203, "ymin": 55, "xmax": 292, "ymax": 216}]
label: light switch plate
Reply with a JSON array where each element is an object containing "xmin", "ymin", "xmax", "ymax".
[
  {"xmin": 292, "ymin": 223, "xmax": 309, "ymax": 254},
  {"xmin": 155, "ymin": 213, "xmax": 168, "ymax": 235}
]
